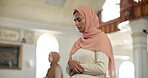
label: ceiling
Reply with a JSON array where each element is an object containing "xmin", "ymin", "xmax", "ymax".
[
  {"xmin": 0, "ymin": 0, "xmax": 147, "ymax": 57},
  {"xmin": 0, "ymin": 0, "xmax": 105, "ymax": 27}
]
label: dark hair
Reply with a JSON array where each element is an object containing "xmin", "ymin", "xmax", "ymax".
[{"xmin": 73, "ymin": 10, "xmax": 78, "ymax": 15}]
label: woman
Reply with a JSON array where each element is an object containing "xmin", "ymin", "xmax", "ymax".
[
  {"xmin": 66, "ymin": 6, "xmax": 116, "ymax": 78},
  {"xmin": 45, "ymin": 52, "xmax": 63, "ymax": 78}
]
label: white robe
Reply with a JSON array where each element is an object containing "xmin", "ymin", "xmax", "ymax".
[{"xmin": 66, "ymin": 49, "xmax": 109, "ymax": 78}]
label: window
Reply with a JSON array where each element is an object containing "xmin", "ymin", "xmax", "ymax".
[
  {"xmin": 102, "ymin": 0, "xmax": 120, "ymax": 22},
  {"xmin": 36, "ymin": 33, "xmax": 59, "ymax": 78},
  {"xmin": 119, "ymin": 61, "xmax": 135, "ymax": 78}
]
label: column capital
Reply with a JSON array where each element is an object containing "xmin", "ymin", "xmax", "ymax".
[
  {"xmin": 132, "ymin": 32, "xmax": 147, "ymax": 37},
  {"xmin": 129, "ymin": 18, "xmax": 148, "ymax": 33},
  {"xmin": 131, "ymin": 32, "xmax": 147, "ymax": 46}
]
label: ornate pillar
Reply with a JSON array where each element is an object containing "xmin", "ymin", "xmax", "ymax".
[{"xmin": 129, "ymin": 18, "xmax": 148, "ymax": 78}]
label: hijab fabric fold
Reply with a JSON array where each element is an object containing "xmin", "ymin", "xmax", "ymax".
[{"xmin": 69, "ymin": 6, "xmax": 116, "ymax": 78}]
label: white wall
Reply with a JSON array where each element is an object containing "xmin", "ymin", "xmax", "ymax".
[
  {"xmin": 0, "ymin": 17, "xmax": 135, "ymax": 78},
  {"xmin": 0, "ymin": 17, "xmax": 81, "ymax": 78},
  {"xmin": 0, "ymin": 43, "xmax": 36, "ymax": 78},
  {"xmin": 56, "ymin": 34, "xmax": 80, "ymax": 78},
  {"xmin": 0, "ymin": 34, "xmax": 80, "ymax": 78},
  {"xmin": 113, "ymin": 48, "xmax": 133, "ymax": 78}
]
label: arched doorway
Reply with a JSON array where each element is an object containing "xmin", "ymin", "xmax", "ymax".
[
  {"xmin": 119, "ymin": 61, "xmax": 135, "ymax": 78},
  {"xmin": 36, "ymin": 33, "xmax": 59, "ymax": 78}
]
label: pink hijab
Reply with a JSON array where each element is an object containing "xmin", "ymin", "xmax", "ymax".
[{"xmin": 69, "ymin": 6, "xmax": 116, "ymax": 78}]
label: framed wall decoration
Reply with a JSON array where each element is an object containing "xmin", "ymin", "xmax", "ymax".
[{"xmin": 0, "ymin": 43, "xmax": 22, "ymax": 69}]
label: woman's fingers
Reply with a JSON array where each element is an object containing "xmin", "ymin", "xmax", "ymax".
[
  {"xmin": 75, "ymin": 64, "xmax": 83, "ymax": 73},
  {"xmin": 73, "ymin": 66, "xmax": 81, "ymax": 74},
  {"xmin": 68, "ymin": 60, "xmax": 84, "ymax": 74},
  {"xmin": 75, "ymin": 62, "xmax": 84, "ymax": 73},
  {"xmin": 77, "ymin": 63, "xmax": 84, "ymax": 70}
]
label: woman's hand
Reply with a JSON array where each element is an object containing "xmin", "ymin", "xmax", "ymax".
[{"xmin": 68, "ymin": 60, "xmax": 84, "ymax": 74}]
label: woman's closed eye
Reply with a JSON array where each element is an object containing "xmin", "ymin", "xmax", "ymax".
[
  {"xmin": 77, "ymin": 19, "xmax": 81, "ymax": 22},
  {"xmin": 74, "ymin": 18, "xmax": 82, "ymax": 22}
]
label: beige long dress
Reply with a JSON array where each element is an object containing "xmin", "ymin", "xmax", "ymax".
[{"xmin": 66, "ymin": 49, "xmax": 109, "ymax": 78}]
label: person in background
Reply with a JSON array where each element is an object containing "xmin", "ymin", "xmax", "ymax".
[
  {"xmin": 66, "ymin": 5, "xmax": 116, "ymax": 78},
  {"xmin": 44, "ymin": 51, "xmax": 63, "ymax": 78}
]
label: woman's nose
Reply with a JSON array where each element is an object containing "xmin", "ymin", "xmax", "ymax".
[{"xmin": 75, "ymin": 21, "xmax": 79, "ymax": 27}]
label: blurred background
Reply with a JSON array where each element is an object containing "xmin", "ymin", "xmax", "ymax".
[{"xmin": 0, "ymin": 0, "xmax": 147, "ymax": 78}]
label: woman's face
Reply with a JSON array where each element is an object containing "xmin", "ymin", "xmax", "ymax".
[
  {"xmin": 48, "ymin": 53, "xmax": 53, "ymax": 62},
  {"xmin": 74, "ymin": 12, "xmax": 86, "ymax": 33}
]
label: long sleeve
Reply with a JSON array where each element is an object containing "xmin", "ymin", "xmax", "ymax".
[
  {"xmin": 66, "ymin": 49, "xmax": 109, "ymax": 77},
  {"xmin": 80, "ymin": 52, "xmax": 109, "ymax": 76}
]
